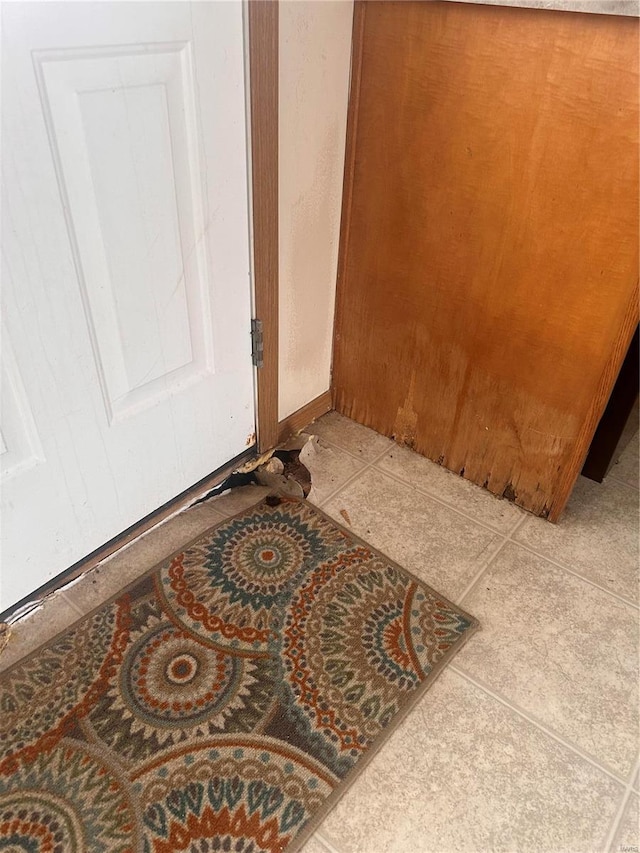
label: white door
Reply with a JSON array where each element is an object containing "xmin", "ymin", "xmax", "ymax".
[{"xmin": 1, "ymin": 2, "xmax": 256, "ymax": 611}]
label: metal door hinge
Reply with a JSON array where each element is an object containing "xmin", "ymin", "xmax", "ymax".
[{"xmin": 250, "ymin": 319, "xmax": 264, "ymax": 368}]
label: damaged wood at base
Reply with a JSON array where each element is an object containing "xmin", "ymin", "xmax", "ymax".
[
  {"xmin": 192, "ymin": 440, "xmax": 314, "ymax": 505},
  {"xmin": 332, "ymin": 1, "xmax": 639, "ymax": 521},
  {"xmin": 383, "ymin": 429, "xmax": 554, "ymax": 518},
  {"xmin": 0, "ymin": 623, "xmax": 10, "ymax": 657}
]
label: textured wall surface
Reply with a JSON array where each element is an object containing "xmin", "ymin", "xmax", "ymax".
[{"xmin": 278, "ymin": 1, "xmax": 353, "ymax": 421}]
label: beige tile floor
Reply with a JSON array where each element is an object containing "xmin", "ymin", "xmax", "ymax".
[{"xmin": 1, "ymin": 412, "xmax": 638, "ymax": 853}]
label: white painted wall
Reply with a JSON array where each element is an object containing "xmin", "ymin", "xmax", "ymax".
[{"xmin": 278, "ymin": 0, "xmax": 353, "ymax": 420}]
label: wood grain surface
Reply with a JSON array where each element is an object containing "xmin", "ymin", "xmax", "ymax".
[
  {"xmin": 333, "ymin": 1, "xmax": 639, "ymax": 519},
  {"xmin": 249, "ymin": 1, "xmax": 279, "ymax": 452}
]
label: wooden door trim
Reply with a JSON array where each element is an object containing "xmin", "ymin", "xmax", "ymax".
[
  {"xmin": 332, "ymin": 0, "xmax": 366, "ymax": 409},
  {"xmin": 248, "ymin": 0, "xmax": 279, "ymax": 452},
  {"xmin": 277, "ymin": 390, "xmax": 333, "ymax": 445}
]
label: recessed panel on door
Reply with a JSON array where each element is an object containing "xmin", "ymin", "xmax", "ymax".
[
  {"xmin": 36, "ymin": 43, "xmax": 214, "ymax": 423},
  {"xmin": 1, "ymin": 2, "xmax": 255, "ymax": 611}
]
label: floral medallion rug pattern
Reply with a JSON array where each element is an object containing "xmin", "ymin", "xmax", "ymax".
[{"xmin": 0, "ymin": 496, "xmax": 477, "ymax": 853}]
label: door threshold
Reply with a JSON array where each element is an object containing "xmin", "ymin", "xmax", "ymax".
[{"xmin": 0, "ymin": 447, "xmax": 256, "ymax": 624}]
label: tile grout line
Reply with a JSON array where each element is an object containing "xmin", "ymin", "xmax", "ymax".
[
  {"xmin": 313, "ymin": 435, "xmax": 639, "ymax": 612},
  {"xmin": 450, "ymin": 666, "xmax": 630, "ymax": 787},
  {"xmin": 118, "ymin": 424, "xmax": 639, "ymax": 852},
  {"xmin": 603, "ymin": 755, "xmax": 640, "ymax": 852},
  {"xmin": 316, "ymin": 434, "xmax": 394, "ymax": 468},
  {"xmin": 286, "ymin": 430, "xmax": 638, "ymax": 607},
  {"xmin": 313, "ymin": 442, "xmax": 396, "ymax": 509},
  {"xmin": 323, "ymin": 429, "xmax": 638, "ymax": 609},
  {"xmin": 604, "ymin": 471, "xmax": 639, "ymax": 491},
  {"xmin": 459, "ymin": 515, "xmax": 639, "ymax": 612},
  {"xmin": 367, "ymin": 459, "xmax": 524, "ymax": 538},
  {"xmin": 311, "ymin": 431, "xmax": 526, "ymax": 540},
  {"xmin": 455, "ymin": 534, "xmax": 509, "ymax": 604},
  {"xmin": 309, "ymin": 432, "xmax": 394, "ymax": 466},
  {"xmin": 509, "ymin": 540, "xmax": 639, "ymax": 611},
  {"xmin": 507, "ymin": 511, "xmax": 532, "ymax": 540},
  {"xmin": 318, "ymin": 436, "xmax": 640, "ymax": 610},
  {"xmin": 206, "ymin": 504, "xmax": 239, "ymax": 521},
  {"xmin": 312, "ymin": 830, "xmax": 343, "ymax": 853},
  {"xmin": 314, "ymin": 424, "xmax": 640, "ymax": 843},
  {"xmin": 62, "ymin": 593, "xmax": 86, "ymax": 617},
  {"xmin": 456, "ymin": 515, "xmax": 530, "ymax": 605},
  {"xmin": 75, "ymin": 436, "xmax": 638, "ymax": 625},
  {"xmin": 7, "ymin": 419, "xmax": 638, "ymax": 853}
]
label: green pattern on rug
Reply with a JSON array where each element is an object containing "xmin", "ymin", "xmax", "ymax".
[{"xmin": 0, "ymin": 496, "xmax": 477, "ymax": 853}]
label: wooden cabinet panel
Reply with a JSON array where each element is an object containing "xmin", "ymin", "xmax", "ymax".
[{"xmin": 333, "ymin": 1, "xmax": 639, "ymax": 520}]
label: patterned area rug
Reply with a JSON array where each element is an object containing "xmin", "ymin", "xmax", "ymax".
[{"xmin": 0, "ymin": 496, "xmax": 477, "ymax": 853}]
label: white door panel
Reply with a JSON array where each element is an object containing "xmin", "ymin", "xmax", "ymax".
[{"xmin": 1, "ymin": 2, "xmax": 255, "ymax": 610}]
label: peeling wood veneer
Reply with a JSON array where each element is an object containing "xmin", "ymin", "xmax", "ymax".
[{"xmin": 333, "ymin": 1, "xmax": 639, "ymax": 521}]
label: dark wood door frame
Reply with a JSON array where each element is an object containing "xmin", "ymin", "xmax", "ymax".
[
  {"xmin": 250, "ymin": 1, "xmax": 336, "ymax": 449},
  {"xmin": 248, "ymin": 0, "xmax": 279, "ymax": 452}
]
